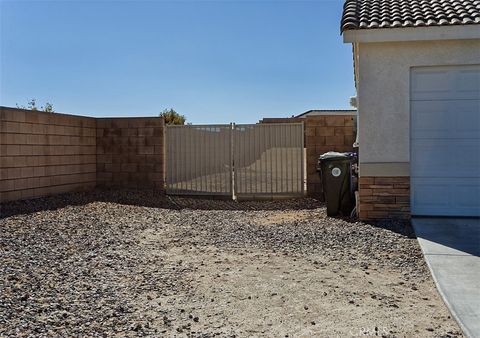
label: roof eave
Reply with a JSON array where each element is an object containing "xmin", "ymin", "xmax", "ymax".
[
  {"xmin": 343, "ymin": 24, "xmax": 480, "ymax": 43},
  {"xmin": 295, "ymin": 110, "xmax": 357, "ymax": 118}
]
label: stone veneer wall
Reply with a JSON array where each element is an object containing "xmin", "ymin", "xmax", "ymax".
[
  {"xmin": 96, "ymin": 118, "xmax": 165, "ymax": 190},
  {"xmin": 358, "ymin": 176, "xmax": 410, "ymax": 220},
  {"xmin": 0, "ymin": 107, "xmax": 97, "ymax": 203},
  {"xmin": 305, "ymin": 115, "xmax": 356, "ymax": 200}
]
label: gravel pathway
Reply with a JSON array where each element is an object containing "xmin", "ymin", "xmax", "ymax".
[{"xmin": 0, "ymin": 190, "xmax": 462, "ymax": 337}]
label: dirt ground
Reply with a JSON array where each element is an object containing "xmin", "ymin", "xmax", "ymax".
[{"xmin": 0, "ymin": 191, "xmax": 463, "ymax": 337}]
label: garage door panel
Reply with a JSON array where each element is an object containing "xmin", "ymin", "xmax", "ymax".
[
  {"xmin": 453, "ymin": 100, "xmax": 480, "ymax": 137},
  {"xmin": 411, "ymin": 139, "xmax": 480, "ymax": 177},
  {"xmin": 412, "ymin": 180, "xmax": 450, "ymax": 207},
  {"xmin": 412, "ymin": 100, "xmax": 480, "ymax": 139},
  {"xmin": 412, "ymin": 177, "xmax": 480, "ymax": 216},
  {"xmin": 411, "ymin": 140, "xmax": 447, "ymax": 176},
  {"xmin": 411, "ymin": 70, "xmax": 451, "ymax": 101},
  {"xmin": 454, "ymin": 184, "xmax": 480, "ymax": 209},
  {"xmin": 411, "ymin": 101, "xmax": 451, "ymax": 138},
  {"xmin": 411, "ymin": 66, "xmax": 480, "ymax": 101},
  {"xmin": 455, "ymin": 69, "xmax": 480, "ymax": 100},
  {"xmin": 411, "ymin": 65, "xmax": 480, "ymax": 217}
]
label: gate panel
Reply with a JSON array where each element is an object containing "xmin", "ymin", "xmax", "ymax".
[
  {"xmin": 233, "ymin": 123, "xmax": 304, "ymax": 198},
  {"xmin": 166, "ymin": 124, "xmax": 232, "ymax": 196}
]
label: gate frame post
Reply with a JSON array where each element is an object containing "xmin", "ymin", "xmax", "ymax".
[
  {"xmin": 300, "ymin": 121, "xmax": 306, "ymax": 196},
  {"xmin": 230, "ymin": 122, "xmax": 236, "ymax": 200}
]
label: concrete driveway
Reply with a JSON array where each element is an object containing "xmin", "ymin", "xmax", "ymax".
[{"xmin": 412, "ymin": 218, "xmax": 480, "ymax": 338}]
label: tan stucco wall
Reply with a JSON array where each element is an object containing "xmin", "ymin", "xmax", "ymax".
[{"xmin": 356, "ymin": 39, "xmax": 480, "ymax": 175}]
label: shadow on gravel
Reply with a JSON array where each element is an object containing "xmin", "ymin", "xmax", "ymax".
[
  {"xmin": 169, "ymin": 196, "xmax": 322, "ymax": 211},
  {"xmin": 332, "ymin": 215, "xmax": 416, "ymax": 239},
  {"xmin": 0, "ymin": 192, "xmax": 98, "ymax": 219},
  {"xmin": 368, "ymin": 220, "xmax": 416, "ymax": 238},
  {"xmin": 0, "ymin": 189, "xmax": 323, "ymax": 219},
  {"xmin": 0, "ymin": 190, "xmax": 174, "ymax": 219},
  {"xmin": 1, "ymin": 189, "xmax": 414, "ymax": 239}
]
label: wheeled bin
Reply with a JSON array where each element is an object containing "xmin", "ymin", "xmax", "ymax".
[{"xmin": 317, "ymin": 152, "xmax": 355, "ymax": 216}]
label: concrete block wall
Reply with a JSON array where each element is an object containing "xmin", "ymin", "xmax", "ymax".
[
  {"xmin": 0, "ymin": 107, "xmax": 97, "ymax": 203},
  {"xmin": 2, "ymin": 107, "xmax": 352, "ymax": 203},
  {"xmin": 305, "ymin": 115, "xmax": 356, "ymax": 200},
  {"xmin": 259, "ymin": 118, "xmax": 303, "ymax": 124},
  {"xmin": 96, "ymin": 118, "xmax": 164, "ymax": 190}
]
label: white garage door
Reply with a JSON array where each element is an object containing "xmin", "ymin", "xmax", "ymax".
[{"xmin": 411, "ymin": 65, "xmax": 480, "ymax": 216}]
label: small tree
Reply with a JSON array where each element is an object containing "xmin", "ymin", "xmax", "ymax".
[
  {"xmin": 16, "ymin": 98, "xmax": 54, "ymax": 112},
  {"xmin": 159, "ymin": 108, "xmax": 186, "ymax": 125},
  {"xmin": 43, "ymin": 102, "xmax": 54, "ymax": 113}
]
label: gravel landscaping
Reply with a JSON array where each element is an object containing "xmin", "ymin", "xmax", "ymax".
[{"xmin": 0, "ymin": 190, "xmax": 463, "ymax": 337}]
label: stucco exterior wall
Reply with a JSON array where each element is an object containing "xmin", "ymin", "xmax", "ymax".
[{"xmin": 357, "ymin": 39, "xmax": 480, "ymax": 175}]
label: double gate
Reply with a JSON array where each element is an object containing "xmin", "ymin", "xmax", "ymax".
[{"xmin": 165, "ymin": 123, "xmax": 305, "ymax": 199}]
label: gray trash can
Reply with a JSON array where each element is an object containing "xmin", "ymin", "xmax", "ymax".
[{"xmin": 317, "ymin": 152, "xmax": 355, "ymax": 217}]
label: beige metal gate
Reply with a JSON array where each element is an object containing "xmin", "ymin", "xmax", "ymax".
[
  {"xmin": 233, "ymin": 123, "xmax": 304, "ymax": 198},
  {"xmin": 166, "ymin": 124, "xmax": 233, "ymax": 196},
  {"xmin": 165, "ymin": 123, "xmax": 305, "ymax": 199}
]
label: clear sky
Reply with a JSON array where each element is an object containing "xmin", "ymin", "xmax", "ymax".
[{"xmin": 1, "ymin": 0, "xmax": 355, "ymax": 124}]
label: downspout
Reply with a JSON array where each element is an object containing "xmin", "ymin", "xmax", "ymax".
[
  {"xmin": 348, "ymin": 42, "xmax": 360, "ymax": 217},
  {"xmin": 351, "ymin": 42, "xmax": 360, "ymax": 148}
]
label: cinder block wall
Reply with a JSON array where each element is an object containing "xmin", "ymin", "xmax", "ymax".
[
  {"xmin": 0, "ymin": 107, "xmax": 97, "ymax": 203},
  {"xmin": 96, "ymin": 118, "xmax": 164, "ymax": 190},
  {"xmin": 2, "ymin": 107, "xmax": 351, "ymax": 203},
  {"xmin": 305, "ymin": 115, "xmax": 356, "ymax": 200},
  {"xmin": 259, "ymin": 118, "xmax": 303, "ymax": 124}
]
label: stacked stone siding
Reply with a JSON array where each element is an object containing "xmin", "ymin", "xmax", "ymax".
[{"xmin": 358, "ymin": 176, "xmax": 410, "ymax": 220}]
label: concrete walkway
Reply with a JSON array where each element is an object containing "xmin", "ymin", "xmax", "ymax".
[{"xmin": 412, "ymin": 218, "xmax": 480, "ymax": 338}]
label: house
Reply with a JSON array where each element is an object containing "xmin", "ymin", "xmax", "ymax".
[
  {"xmin": 295, "ymin": 109, "xmax": 357, "ymax": 118},
  {"xmin": 341, "ymin": 0, "xmax": 480, "ymax": 220}
]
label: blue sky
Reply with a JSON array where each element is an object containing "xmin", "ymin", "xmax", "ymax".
[{"xmin": 1, "ymin": 0, "xmax": 354, "ymax": 124}]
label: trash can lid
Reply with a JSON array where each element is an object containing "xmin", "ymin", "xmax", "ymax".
[{"xmin": 319, "ymin": 151, "xmax": 351, "ymax": 160}]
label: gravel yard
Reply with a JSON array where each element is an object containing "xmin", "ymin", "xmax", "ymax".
[{"xmin": 0, "ymin": 191, "xmax": 462, "ymax": 337}]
